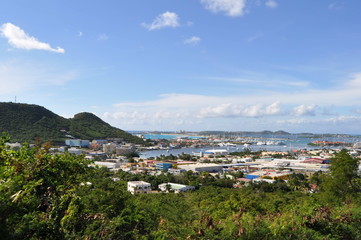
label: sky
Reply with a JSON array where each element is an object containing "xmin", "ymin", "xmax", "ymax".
[{"xmin": 1, "ymin": 0, "xmax": 361, "ymax": 134}]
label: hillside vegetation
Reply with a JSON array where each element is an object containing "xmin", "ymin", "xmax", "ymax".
[
  {"xmin": 0, "ymin": 134, "xmax": 360, "ymax": 239},
  {"xmin": 0, "ymin": 102, "xmax": 144, "ymax": 144}
]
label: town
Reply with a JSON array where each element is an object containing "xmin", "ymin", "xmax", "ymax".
[{"xmin": 6, "ymin": 133, "xmax": 361, "ymax": 195}]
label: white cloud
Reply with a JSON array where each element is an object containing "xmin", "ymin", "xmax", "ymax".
[
  {"xmin": 354, "ymin": 108, "xmax": 361, "ymax": 114},
  {"xmin": 184, "ymin": 36, "xmax": 201, "ymax": 45},
  {"xmin": 265, "ymin": 101, "xmax": 282, "ymax": 115},
  {"xmin": 103, "ymin": 72, "xmax": 361, "ymax": 131},
  {"xmin": 0, "ymin": 60, "xmax": 77, "ymax": 94},
  {"xmin": 247, "ymin": 32, "xmax": 264, "ymax": 42},
  {"xmin": 0, "ymin": 23, "xmax": 64, "ymax": 53},
  {"xmin": 207, "ymin": 76, "xmax": 310, "ymax": 88},
  {"xmin": 325, "ymin": 115, "xmax": 360, "ymax": 123},
  {"xmin": 142, "ymin": 12, "xmax": 180, "ymax": 30},
  {"xmin": 265, "ymin": 0, "xmax": 278, "ymax": 8},
  {"xmin": 276, "ymin": 118, "xmax": 310, "ymax": 125},
  {"xmin": 201, "ymin": 0, "xmax": 247, "ymax": 17},
  {"xmin": 292, "ymin": 104, "xmax": 317, "ymax": 116},
  {"xmin": 78, "ymin": 31, "xmax": 83, "ymax": 37},
  {"xmin": 328, "ymin": 2, "xmax": 344, "ymax": 10},
  {"xmin": 198, "ymin": 102, "xmax": 282, "ymax": 118},
  {"xmin": 97, "ymin": 34, "xmax": 108, "ymax": 41},
  {"xmin": 345, "ymin": 73, "xmax": 361, "ymax": 88}
]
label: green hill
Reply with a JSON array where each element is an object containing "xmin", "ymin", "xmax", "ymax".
[{"xmin": 0, "ymin": 102, "xmax": 144, "ymax": 145}]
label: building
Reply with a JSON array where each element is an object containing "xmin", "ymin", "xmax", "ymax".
[
  {"xmin": 178, "ymin": 163, "xmax": 223, "ymax": 173},
  {"xmin": 168, "ymin": 168, "xmax": 186, "ymax": 175},
  {"xmin": 204, "ymin": 149, "xmax": 229, "ymax": 156},
  {"xmin": 103, "ymin": 143, "xmax": 118, "ymax": 154},
  {"xmin": 68, "ymin": 147, "xmax": 83, "ymax": 155},
  {"xmin": 94, "ymin": 161, "xmax": 121, "ymax": 170},
  {"xmin": 65, "ymin": 139, "xmax": 90, "ymax": 148},
  {"xmin": 245, "ymin": 170, "xmax": 291, "ymax": 181},
  {"xmin": 158, "ymin": 183, "xmax": 195, "ymax": 193},
  {"xmin": 116, "ymin": 143, "xmax": 136, "ymax": 155},
  {"xmin": 156, "ymin": 162, "xmax": 174, "ymax": 171},
  {"xmin": 127, "ymin": 181, "xmax": 151, "ymax": 194}
]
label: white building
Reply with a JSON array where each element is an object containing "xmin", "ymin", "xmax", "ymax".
[
  {"xmin": 178, "ymin": 163, "xmax": 223, "ymax": 173},
  {"xmin": 68, "ymin": 147, "xmax": 83, "ymax": 155},
  {"xmin": 116, "ymin": 143, "xmax": 136, "ymax": 155},
  {"xmin": 94, "ymin": 161, "xmax": 121, "ymax": 169},
  {"xmin": 168, "ymin": 168, "xmax": 186, "ymax": 175},
  {"xmin": 127, "ymin": 181, "xmax": 151, "ymax": 194},
  {"xmin": 158, "ymin": 183, "xmax": 195, "ymax": 193},
  {"xmin": 204, "ymin": 149, "xmax": 228, "ymax": 156},
  {"xmin": 6, "ymin": 142, "xmax": 22, "ymax": 150},
  {"xmin": 103, "ymin": 143, "xmax": 118, "ymax": 154}
]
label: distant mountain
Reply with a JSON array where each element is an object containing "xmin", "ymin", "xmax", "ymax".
[{"xmin": 0, "ymin": 102, "xmax": 145, "ymax": 145}]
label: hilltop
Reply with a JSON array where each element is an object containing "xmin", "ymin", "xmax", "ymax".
[{"xmin": 0, "ymin": 102, "xmax": 145, "ymax": 145}]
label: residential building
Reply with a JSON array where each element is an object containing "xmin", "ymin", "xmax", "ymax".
[{"xmin": 127, "ymin": 181, "xmax": 151, "ymax": 194}]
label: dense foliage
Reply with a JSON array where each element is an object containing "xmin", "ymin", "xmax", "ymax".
[
  {"xmin": 0, "ymin": 134, "xmax": 360, "ymax": 239},
  {"xmin": 0, "ymin": 102, "xmax": 144, "ymax": 144}
]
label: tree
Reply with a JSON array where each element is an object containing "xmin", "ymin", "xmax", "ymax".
[
  {"xmin": 320, "ymin": 149, "xmax": 360, "ymax": 201},
  {"xmin": 287, "ymin": 173, "xmax": 309, "ymax": 192}
]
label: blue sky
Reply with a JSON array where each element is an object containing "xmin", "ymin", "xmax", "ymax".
[{"xmin": 1, "ymin": 0, "xmax": 361, "ymax": 134}]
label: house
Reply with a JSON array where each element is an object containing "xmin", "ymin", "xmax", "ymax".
[
  {"xmin": 127, "ymin": 181, "xmax": 151, "ymax": 194},
  {"xmin": 158, "ymin": 183, "xmax": 195, "ymax": 193}
]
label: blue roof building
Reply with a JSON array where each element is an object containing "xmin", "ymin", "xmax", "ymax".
[
  {"xmin": 65, "ymin": 139, "xmax": 90, "ymax": 148},
  {"xmin": 156, "ymin": 162, "xmax": 173, "ymax": 171}
]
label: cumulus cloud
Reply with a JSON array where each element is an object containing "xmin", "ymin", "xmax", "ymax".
[
  {"xmin": 142, "ymin": 12, "xmax": 180, "ymax": 30},
  {"xmin": 103, "ymin": 72, "xmax": 361, "ymax": 131},
  {"xmin": 265, "ymin": 0, "xmax": 278, "ymax": 8},
  {"xmin": 292, "ymin": 104, "xmax": 317, "ymax": 116},
  {"xmin": 184, "ymin": 36, "xmax": 201, "ymax": 45},
  {"xmin": 0, "ymin": 23, "xmax": 64, "ymax": 53},
  {"xmin": 265, "ymin": 101, "xmax": 282, "ymax": 115},
  {"xmin": 201, "ymin": 0, "xmax": 247, "ymax": 17},
  {"xmin": 198, "ymin": 102, "xmax": 282, "ymax": 118}
]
